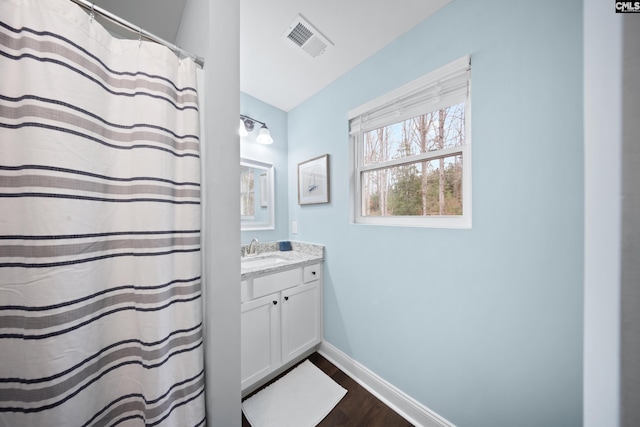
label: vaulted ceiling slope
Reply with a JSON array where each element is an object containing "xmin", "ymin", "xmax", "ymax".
[{"xmin": 94, "ymin": 0, "xmax": 452, "ymax": 112}]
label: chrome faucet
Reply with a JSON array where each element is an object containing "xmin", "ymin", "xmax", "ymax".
[{"xmin": 247, "ymin": 238, "xmax": 259, "ymax": 256}]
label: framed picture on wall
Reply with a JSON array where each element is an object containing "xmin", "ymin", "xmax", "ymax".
[{"xmin": 298, "ymin": 154, "xmax": 330, "ymax": 205}]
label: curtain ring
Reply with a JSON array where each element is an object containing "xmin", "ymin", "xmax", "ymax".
[
  {"xmin": 138, "ymin": 29, "xmax": 142, "ymax": 47},
  {"xmin": 89, "ymin": 3, "xmax": 95, "ymax": 23}
]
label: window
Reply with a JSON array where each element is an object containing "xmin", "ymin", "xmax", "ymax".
[
  {"xmin": 240, "ymin": 165, "xmax": 255, "ymax": 219},
  {"xmin": 349, "ymin": 56, "xmax": 471, "ymax": 228}
]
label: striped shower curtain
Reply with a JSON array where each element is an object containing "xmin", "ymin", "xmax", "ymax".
[{"xmin": 0, "ymin": 0, "xmax": 205, "ymax": 425}]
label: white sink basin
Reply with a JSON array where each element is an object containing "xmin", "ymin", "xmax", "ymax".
[{"xmin": 241, "ymin": 255, "xmax": 288, "ymax": 269}]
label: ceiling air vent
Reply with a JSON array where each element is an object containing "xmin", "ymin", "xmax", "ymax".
[{"xmin": 283, "ymin": 14, "xmax": 333, "ymax": 58}]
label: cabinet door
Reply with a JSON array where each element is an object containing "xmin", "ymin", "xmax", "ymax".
[
  {"xmin": 281, "ymin": 281, "xmax": 320, "ymax": 364},
  {"xmin": 241, "ymin": 293, "xmax": 280, "ymax": 390}
]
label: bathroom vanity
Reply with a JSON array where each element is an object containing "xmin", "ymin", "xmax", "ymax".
[{"xmin": 240, "ymin": 242, "xmax": 324, "ymax": 392}]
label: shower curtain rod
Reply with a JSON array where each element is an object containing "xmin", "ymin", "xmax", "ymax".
[{"xmin": 69, "ymin": 0, "xmax": 205, "ymax": 67}]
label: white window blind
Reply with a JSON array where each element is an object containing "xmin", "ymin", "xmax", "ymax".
[{"xmin": 348, "ymin": 55, "xmax": 470, "ymax": 135}]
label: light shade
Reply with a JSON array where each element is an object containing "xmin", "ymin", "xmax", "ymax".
[
  {"xmin": 239, "ymin": 119, "xmax": 248, "ymax": 137},
  {"xmin": 240, "ymin": 114, "xmax": 273, "ymax": 144},
  {"xmin": 256, "ymin": 125, "xmax": 273, "ymax": 144}
]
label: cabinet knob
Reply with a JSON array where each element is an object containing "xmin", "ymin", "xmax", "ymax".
[
  {"xmin": 312, "ymin": 271, "xmax": 317, "ymax": 275},
  {"xmin": 284, "ymin": 296, "xmax": 289, "ymax": 301},
  {"xmin": 272, "ymin": 300, "xmax": 278, "ymax": 305}
]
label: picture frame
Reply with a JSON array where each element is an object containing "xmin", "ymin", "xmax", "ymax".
[{"xmin": 298, "ymin": 154, "xmax": 330, "ymax": 205}]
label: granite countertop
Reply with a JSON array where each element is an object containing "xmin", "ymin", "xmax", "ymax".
[{"xmin": 240, "ymin": 241, "xmax": 324, "ymax": 280}]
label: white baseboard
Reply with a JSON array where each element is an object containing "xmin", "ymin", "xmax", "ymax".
[{"xmin": 318, "ymin": 341, "xmax": 455, "ymax": 427}]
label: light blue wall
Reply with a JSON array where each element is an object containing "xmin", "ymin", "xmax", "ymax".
[
  {"xmin": 240, "ymin": 92, "xmax": 289, "ymax": 243},
  {"xmin": 287, "ymin": 1, "xmax": 583, "ymax": 426}
]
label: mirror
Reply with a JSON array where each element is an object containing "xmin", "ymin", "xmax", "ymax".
[{"xmin": 241, "ymin": 158, "xmax": 274, "ymax": 230}]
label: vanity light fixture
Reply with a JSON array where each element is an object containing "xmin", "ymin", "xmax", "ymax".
[{"xmin": 239, "ymin": 114, "xmax": 273, "ymax": 144}]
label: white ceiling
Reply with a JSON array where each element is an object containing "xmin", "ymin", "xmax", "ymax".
[
  {"xmin": 93, "ymin": 0, "xmax": 188, "ymax": 43},
  {"xmin": 93, "ymin": 0, "xmax": 451, "ymax": 112},
  {"xmin": 240, "ymin": 0, "xmax": 450, "ymax": 111}
]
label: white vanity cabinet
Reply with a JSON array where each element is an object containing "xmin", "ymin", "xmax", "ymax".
[
  {"xmin": 240, "ymin": 293, "xmax": 280, "ymax": 389},
  {"xmin": 281, "ymin": 265, "xmax": 321, "ymax": 364},
  {"xmin": 241, "ymin": 262, "xmax": 322, "ymax": 391}
]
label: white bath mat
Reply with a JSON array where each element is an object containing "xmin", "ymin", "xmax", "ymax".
[{"xmin": 242, "ymin": 360, "xmax": 347, "ymax": 427}]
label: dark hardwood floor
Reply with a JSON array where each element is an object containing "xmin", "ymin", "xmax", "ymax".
[{"xmin": 242, "ymin": 352, "xmax": 414, "ymax": 427}]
